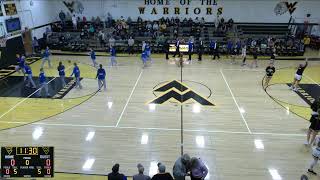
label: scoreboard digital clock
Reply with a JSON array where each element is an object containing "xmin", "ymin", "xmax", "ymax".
[{"xmin": 1, "ymin": 146, "xmax": 54, "ymax": 178}]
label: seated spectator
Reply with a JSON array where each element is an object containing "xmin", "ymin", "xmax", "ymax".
[
  {"xmin": 109, "ymin": 36, "xmax": 115, "ymax": 48},
  {"xmin": 133, "ymin": 163, "xmax": 151, "ymax": 180},
  {"xmin": 153, "ymin": 22, "xmax": 159, "ymax": 31},
  {"xmin": 108, "ymin": 163, "xmax": 127, "ymax": 180},
  {"xmin": 127, "ymin": 16, "xmax": 132, "ymax": 25},
  {"xmin": 175, "ymin": 16, "xmax": 180, "ymax": 25},
  {"xmin": 194, "ymin": 17, "xmax": 200, "ymax": 25},
  {"xmin": 91, "ymin": 16, "xmax": 96, "ymax": 23},
  {"xmin": 160, "ymin": 23, "xmax": 167, "ymax": 33},
  {"xmin": 96, "ymin": 16, "xmax": 101, "ymax": 25},
  {"xmin": 200, "ymin": 17, "xmax": 205, "ymax": 26},
  {"xmin": 190, "ymin": 157, "xmax": 208, "ymax": 180},
  {"xmin": 98, "ymin": 30, "xmax": 105, "ymax": 46},
  {"xmin": 182, "ymin": 18, "xmax": 188, "ymax": 26},
  {"xmin": 89, "ymin": 24, "xmax": 95, "ymax": 36},
  {"xmin": 82, "ymin": 16, "xmax": 87, "ymax": 23},
  {"xmin": 120, "ymin": 16, "xmax": 125, "ymax": 22},
  {"xmin": 137, "ymin": 16, "xmax": 143, "ymax": 24},
  {"xmin": 151, "ymin": 163, "xmax": 173, "ymax": 180},
  {"xmin": 146, "ymin": 21, "xmax": 152, "ymax": 31}
]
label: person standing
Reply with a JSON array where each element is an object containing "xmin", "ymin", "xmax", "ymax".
[
  {"xmin": 108, "ymin": 164, "xmax": 127, "ymax": 180},
  {"xmin": 72, "ymin": 14, "xmax": 77, "ymax": 30},
  {"xmin": 308, "ymin": 136, "xmax": 320, "ymax": 175},
  {"xmin": 241, "ymin": 45, "xmax": 247, "ymax": 66},
  {"xmin": 89, "ymin": 49, "xmax": 98, "ymax": 67},
  {"xmin": 96, "ymin": 64, "xmax": 106, "ymax": 91},
  {"xmin": 250, "ymin": 47, "xmax": 258, "ymax": 68},
  {"xmin": 145, "ymin": 42, "xmax": 152, "ymax": 62},
  {"xmin": 70, "ymin": 63, "xmax": 82, "ymax": 89},
  {"xmin": 209, "ymin": 40, "xmax": 215, "ymax": 60},
  {"xmin": 141, "ymin": 50, "xmax": 148, "ymax": 68},
  {"xmin": 213, "ymin": 41, "xmax": 220, "ymax": 60},
  {"xmin": 188, "ymin": 39, "xmax": 193, "ymax": 61},
  {"xmin": 190, "ymin": 157, "xmax": 208, "ymax": 180},
  {"xmin": 38, "ymin": 68, "xmax": 50, "ymax": 97},
  {"xmin": 142, "ymin": 41, "xmax": 146, "ymax": 52},
  {"xmin": 198, "ymin": 38, "xmax": 203, "ymax": 61},
  {"xmin": 173, "ymin": 154, "xmax": 190, "ymax": 180},
  {"xmin": 41, "ymin": 46, "xmax": 51, "ymax": 68},
  {"xmin": 24, "ymin": 65, "xmax": 36, "ymax": 88},
  {"xmin": 128, "ymin": 37, "xmax": 135, "ymax": 55},
  {"xmin": 57, "ymin": 62, "xmax": 66, "ymax": 87},
  {"xmin": 290, "ymin": 58, "xmax": 308, "ymax": 92},
  {"xmin": 173, "ymin": 38, "xmax": 180, "ymax": 58},
  {"xmin": 133, "ymin": 164, "xmax": 151, "ymax": 180},
  {"xmin": 264, "ymin": 63, "xmax": 276, "ymax": 88},
  {"xmin": 164, "ymin": 40, "xmax": 169, "ymax": 60},
  {"xmin": 151, "ymin": 164, "xmax": 174, "ymax": 180},
  {"xmin": 305, "ymin": 109, "xmax": 320, "ymax": 146},
  {"xmin": 110, "ymin": 46, "xmax": 117, "ymax": 66}
]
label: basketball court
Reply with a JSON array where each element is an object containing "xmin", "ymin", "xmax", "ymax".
[{"xmin": 0, "ymin": 53, "xmax": 320, "ymax": 179}]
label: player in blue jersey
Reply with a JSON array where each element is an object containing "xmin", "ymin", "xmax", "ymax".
[
  {"xmin": 38, "ymin": 68, "xmax": 50, "ymax": 97},
  {"xmin": 145, "ymin": 42, "xmax": 152, "ymax": 63},
  {"xmin": 141, "ymin": 50, "xmax": 148, "ymax": 68},
  {"xmin": 110, "ymin": 45, "xmax": 117, "ymax": 67},
  {"xmin": 96, "ymin": 64, "xmax": 106, "ymax": 91},
  {"xmin": 57, "ymin": 61, "xmax": 66, "ymax": 87},
  {"xmin": 89, "ymin": 48, "xmax": 98, "ymax": 67},
  {"xmin": 24, "ymin": 65, "xmax": 36, "ymax": 88},
  {"xmin": 41, "ymin": 46, "xmax": 52, "ymax": 68},
  {"xmin": 70, "ymin": 63, "xmax": 82, "ymax": 89},
  {"xmin": 15, "ymin": 54, "xmax": 25, "ymax": 75}
]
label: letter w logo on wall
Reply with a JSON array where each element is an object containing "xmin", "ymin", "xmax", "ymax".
[
  {"xmin": 63, "ymin": 1, "xmax": 75, "ymax": 13},
  {"xmin": 285, "ymin": 1, "xmax": 298, "ymax": 15},
  {"xmin": 147, "ymin": 80, "xmax": 215, "ymax": 106}
]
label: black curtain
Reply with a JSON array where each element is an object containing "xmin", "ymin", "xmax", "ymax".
[{"xmin": 0, "ymin": 36, "xmax": 25, "ymax": 69}]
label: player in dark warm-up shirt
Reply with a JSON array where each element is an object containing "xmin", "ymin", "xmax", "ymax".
[
  {"xmin": 57, "ymin": 62, "xmax": 66, "ymax": 87},
  {"xmin": 290, "ymin": 58, "xmax": 308, "ymax": 91},
  {"xmin": 264, "ymin": 63, "xmax": 276, "ymax": 88}
]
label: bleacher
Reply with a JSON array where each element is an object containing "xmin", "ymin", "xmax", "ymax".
[{"xmin": 237, "ymin": 23, "xmax": 289, "ymax": 36}]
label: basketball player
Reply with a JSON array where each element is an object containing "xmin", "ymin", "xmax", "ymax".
[
  {"xmin": 250, "ymin": 48, "xmax": 258, "ymax": 68},
  {"xmin": 145, "ymin": 42, "xmax": 152, "ymax": 63},
  {"xmin": 96, "ymin": 64, "xmax": 106, "ymax": 91},
  {"xmin": 89, "ymin": 49, "xmax": 98, "ymax": 67},
  {"xmin": 38, "ymin": 68, "xmax": 50, "ymax": 97},
  {"xmin": 230, "ymin": 48, "xmax": 237, "ymax": 64},
  {"xmin": 305, "ymin": 109, "xmax": 320, "ymax": 146},
  {"xmin": 213, "ymin": 42, "xmax": 220, "ymax": 60},
  {"xmin": 198, "ymin": 38, "xmax": 203, "ymax": 61},
  {"xmin": 70, "ymin": 63, "xmax": 82, "ymax": 89},
  {"xmin": 311, "ymin": 97, "xmax": 320, "ymax": 116},
  {"xmin": 241, "ymin": 45, "xmax": 247, "ymax": 66},
  {"xmin": 57, "ymin": 61, "xmax": 66, "ymax": 87},
  {"xmin": 142, "ymin": 41, "xmax": 146, "ymax": 52},
  {"xmin": 24, "ymin": 65, "xmax": 36, "ymax": 88},
  {"xmin": 308, "ymin": 133, "xmax": 320, "ymax": 175},
  {"xmin": 141, "ymin": 50, "xmax": 148, "ymax": 68},
  {"xmin": 110, "ymin": 45, "xmax": 117, "ymax": 66},
  {"xmin": 188, "ymin": 39, "xmax": 193, "ymax": 61},
  {"xmin": 209, "ymin": 40, "xmax": 215, "ymax": 59},
  {"xmin": 290, "ymin": 58, "xmax": 308, "ymax": 92},
  {"xmin": 264, "ymin": 63, "xmax": 276, "ymax": 88},
  {"xmin": 41, "ymin": 46, "xmax": 51, "ymax": 68}
]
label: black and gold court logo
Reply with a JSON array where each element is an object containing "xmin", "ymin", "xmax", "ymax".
[
  {"xmin": 285, "ymin": 1, "xmax": 298, "ymax": 15},
  {"xmin": 148, "ymin": 80, "xmax": 215, "ymax": 106},
  {"xmin": 287, "ymin": 83, "xmax": 320, "ymax": 105}
]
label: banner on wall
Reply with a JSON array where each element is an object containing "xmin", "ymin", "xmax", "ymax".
[
  {"xmin": 4, "ymin": 3, "xmax": 17, "ymax": 16},
  {"xmin": 138, "ymin": 0, "xmax": 222, "ymax": 16},
  {"xmin": 274, "ymin": 1, "xmax": 297, "ymax": 16}
]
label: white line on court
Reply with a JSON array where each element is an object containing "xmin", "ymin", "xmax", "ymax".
[
  {"xmin": 0, "ymin": 121, "xmax": 305, "ymax": 137},
  {"xmin": 0, "ymin": 65, "xmax": 71, "ymax": 120},
  {"xmin": 115, "ymin": 70, "xmax": 143, "ymax": 127},
  {"xmin": 220, "ymin": 69, "xmax": 252, "ymax": 134},
  {"xmin": 304, "ymin": 74, "xmax": 320, "ymax": 87}
]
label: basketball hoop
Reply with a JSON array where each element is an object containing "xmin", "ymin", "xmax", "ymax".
[{"xmin": 0, "ymin": 37, "xmax": 7, "ymax": 47}]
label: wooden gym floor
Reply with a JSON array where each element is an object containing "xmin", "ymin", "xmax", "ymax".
[{"xmin": 0, "ymin": 52, "xmax": 320, "ymax": 180}]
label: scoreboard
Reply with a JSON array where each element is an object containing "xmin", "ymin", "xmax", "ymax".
[{"xmin": 1, "ymin": 146, "xmax": 54, "ymax": 178}]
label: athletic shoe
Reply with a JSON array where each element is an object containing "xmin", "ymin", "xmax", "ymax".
[
  {"xmin": 308, "ymin": 169, "xmax": 317, "ymax": 175},
  {"xmin": 304, "ymin": 141, "xmax": 309, "ymax": 145}
]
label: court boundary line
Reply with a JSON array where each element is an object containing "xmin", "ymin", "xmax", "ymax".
[
  {"xmin": 304, "ymin": 74, "xmax": 320, "ymax": 87},
  {"xmin": 115, "ymin": 70, "xmax": 143, "ymax": 127},
  {"xmin": 220, "ymin": 69, "xmax": 252, "ymax": 134},
  {"xmin": 0, "ymin": 121, "xmax": 305, "ymax": 137}
]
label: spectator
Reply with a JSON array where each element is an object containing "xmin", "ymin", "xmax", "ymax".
[
  {"xmin": 128, "ymin": 36, "xmax": 135, "ymax": 55},
  {"xmin": 153, "ymin": 22, "xmax": 159, "ymax": 31},
  {"xmin": 146, "ymin": 21, "xmax": 152, "ymax": 31},
  {"xmin": 127, "ymin": 16, "xmax": 132, "ymax": 25},
  {"xmin": 32, "ymin": 37, "xmax": 39, "ymax": 54},
  {"xmin": 72, "ymin": 14, "xmax": 77, "ymax": 30},
  {"xmin": 82, "ymin": 16, "xmax": 87, "ymax": 23},
  {"xmin": 108, "ymin": 164, "xmax": 127, "ymax": 180},
  {"xmin": 200, "ymin": 17, "xmax": 205, "ymax": 27},
  {"xmin": 59, "ymin": 10, "xmax": 66, "ymax": 27},
  {"xmin": 190, "ymin": 157, "xmax": 208, "ymax": 180},
  {"xmin": 133, "ymin": 164, "xmax": 151, "ymax": 180},
  {"xmin": 89, "ymin": 24, "xmax": 95, "ymax": 37},
  {"xmin": 173, "ymin": 154, "xmax": 191, "ymax": 180},
  {"xmin": 98, "ymin": 30, "xmax": 105, "ymax": 47},
  {"xmin": 151, "ymin": 164, "xmax": 174, "ymax": 180},
  {"xmin": 109, "ymin": 36, "xmax": 115, "ymax": 48},
  {"xmin": 160, "ymin": 23, "xmax": 167, "ymax": 33}
]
